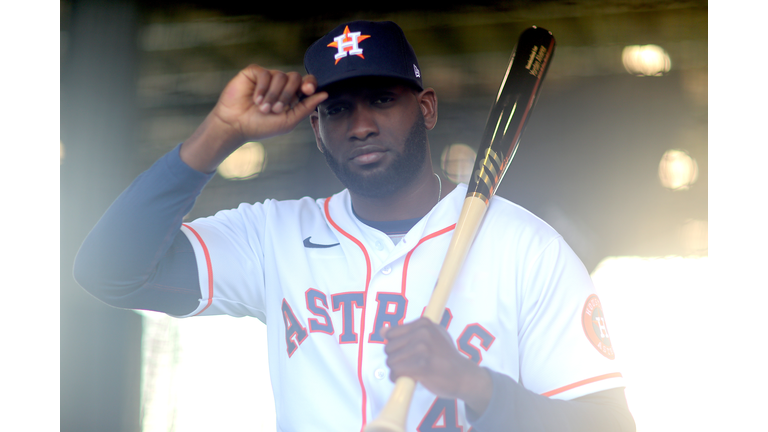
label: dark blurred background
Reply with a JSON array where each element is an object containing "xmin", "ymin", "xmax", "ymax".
[{"xmin": 60, "ymin": 1, "xmax": 706, "ymax": 431}]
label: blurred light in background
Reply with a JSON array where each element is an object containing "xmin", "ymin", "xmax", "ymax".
[
  {"xmin": 139, "ymin": 311, "xmax": 180, "ymax": 432},
  {"xmin": 217, "ymin": 141, "xmax": 267, "ymax": 180},
  {"xmin": 60, "ymin": 141, "xmax": 65, "ymax": 165},
  {"xmin": 440, "ymin": 143, "xmax": 476, "ymax": 184},
  {"xmin": 622, "ymin": 44, "xmax": 671, "ymax": 76},
  {"xmin": 658, "ymin": 149, "xmax": 698, "ymax": 190},
  {"xmin": 591, "ymin": 255, "xmax": 712, "ymax": 432},
  {"xmin": 139, "ymin": 311, "xmax": 275, "ymax": 432}
]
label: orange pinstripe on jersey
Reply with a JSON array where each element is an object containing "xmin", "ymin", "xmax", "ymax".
[
  {"xmin": 401, "ymin": 224, "xmax": 456, "ymax": 296},
  {"xmin": 541, "ymin": 372, "xmax": 623, "ymax": 397},
  {"xmin": 324, "ymin": 197, "xmax": 372, "ymax": 432},
  {"xmin": 183, "ymin": 223, "xmax": 214, "ymax": 316}
]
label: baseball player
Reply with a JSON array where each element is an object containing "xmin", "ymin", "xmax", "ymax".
[{"xmin": 75, "ymin": 20, "xmax": 635, "ymax": 432}]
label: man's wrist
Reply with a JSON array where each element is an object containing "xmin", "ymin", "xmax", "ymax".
[
  {"xmin": 458, "ymin": 364, "xmax": 494, "ymax": 416},
  {"xmin": 180, "ymin": 112, "xmax": 244, "ymax": 174}
]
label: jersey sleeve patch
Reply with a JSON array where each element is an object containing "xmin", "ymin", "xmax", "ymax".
[{"xmin": 581, "ymin": 294, "xmax": 615, "ymax": 359}]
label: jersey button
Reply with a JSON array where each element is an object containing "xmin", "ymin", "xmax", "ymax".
[
  {"xmin": 374, "ymin": 368, "xmax": 387, "ymax": 380},
  {"xmin": 381, "ymin": 266, "xmax": 392, "ymax": 275},
  {"xmin": 375, "ymin": 241, "xmax": 384, "ymax": 251}
]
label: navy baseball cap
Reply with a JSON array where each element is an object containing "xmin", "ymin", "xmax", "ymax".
[{"xmin": 304, "ymin": 21, "xmax": 423, "ymax": 91}]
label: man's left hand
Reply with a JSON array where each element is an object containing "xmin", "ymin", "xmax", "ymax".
[{"xmin": 381, "ymin": 317, "xmax": 493, "ymax": 415}]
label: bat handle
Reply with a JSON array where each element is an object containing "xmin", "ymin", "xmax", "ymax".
[
  {"xmin": 424, "ymin": 196, "xmax": 488, "ymax": 322},
  {"xmin": 363, "ymin": 197, "xmax": 489, "ymax": 432},
  {"xmin": 363, "ymin": 377, "xmax": 417, "ymax": 432}
]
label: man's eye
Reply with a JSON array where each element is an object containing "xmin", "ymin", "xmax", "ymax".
[
  {"xmin": 373, "ymin": 96, "xmax": 394, "ymax": 105},
  {"xmin": 326, "ymin": 105, "xmax": 347, "ymax": 116}
]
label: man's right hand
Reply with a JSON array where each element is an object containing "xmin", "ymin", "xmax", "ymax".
[{"xmin": 180, "ymin": 64, "xmax": 328, "ymax": 173}]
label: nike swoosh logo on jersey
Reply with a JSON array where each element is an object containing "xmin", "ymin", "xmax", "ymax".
[{"xmin": 303, "ymin": 236, "xmax": 340, "ymax": 249}]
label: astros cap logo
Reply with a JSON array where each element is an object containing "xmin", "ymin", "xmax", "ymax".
[{"xmin": 327, "ymin": 26, "xmax": 371, "ymax": 64}]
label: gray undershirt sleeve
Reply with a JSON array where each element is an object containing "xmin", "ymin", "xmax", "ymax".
[
  {"xmin": 466, "ymin": 368, "xmax": 636, "ymax": 431},
  {"xmin": 74, "ymin": 143, "xmax": 214, "ymax": 315}
]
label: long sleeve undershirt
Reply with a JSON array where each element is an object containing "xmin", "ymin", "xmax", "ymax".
[
  {"xmin": 73, "ymin": 144, "xmax": 635, "ymax": 431},
  {"xmin": 74, "ymin": 143, "xmax": 212, "ymax": 316}
]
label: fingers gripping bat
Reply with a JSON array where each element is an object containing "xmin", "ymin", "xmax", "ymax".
[{"xmin": 363, "ymin": 26, "xmax": 556, "ymax": 432}]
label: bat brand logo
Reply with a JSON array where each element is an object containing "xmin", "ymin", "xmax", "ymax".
[
  {"xmin": 581, "ymin": 294, "xmax": 615, "ymax": 359},
  {"xmin": 525, "ymin": 45, "xmax": 548, "ymax": 77},
  {"xmin": 327, "ymin": 26, "xmax": 371, "ymax": 65}
]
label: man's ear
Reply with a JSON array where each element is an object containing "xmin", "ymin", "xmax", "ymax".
[
  {"xmin": 309, "ymin": 111, "xmax": 324, "ymax": 153},
  {"xmin": 417, "ymin": 88, "xmax": 438, "ymax": 131}
]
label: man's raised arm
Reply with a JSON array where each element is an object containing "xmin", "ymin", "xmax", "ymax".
[
  {"xmin": 73, "ymin": 65, "xmax": 327, "ymax": 315},
  {"xmin": 180, "ymin": 65, "xmax": 327, "ymax": 173}
]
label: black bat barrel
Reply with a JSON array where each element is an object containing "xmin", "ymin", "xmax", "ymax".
[{"xmin": 466, "ymin": 26, "xmax": 555, "ymax": 203}]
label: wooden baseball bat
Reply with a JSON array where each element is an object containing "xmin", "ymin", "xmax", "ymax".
[{"xmin": 363, "ymin": 26, "xmax": 555, "ymax": 432}]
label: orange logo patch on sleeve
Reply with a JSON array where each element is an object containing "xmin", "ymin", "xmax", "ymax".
[{"xmin": 581, "ymin": 294, "xmax": 615, "ymax": 359}]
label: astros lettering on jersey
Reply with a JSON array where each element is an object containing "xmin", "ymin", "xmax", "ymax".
[{"xmin": 178, "ymin": 183, "xmax": 623, "ymax": 432}]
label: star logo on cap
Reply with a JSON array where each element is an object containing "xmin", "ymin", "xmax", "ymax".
[{"xmin": 327, "ymin": 26, "xmax": 371, "ymax": 65}]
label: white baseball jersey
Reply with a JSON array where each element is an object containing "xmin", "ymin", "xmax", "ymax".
[{"xmin": 178, "ymin": 183, "xmax": 623, "ymax": 432}]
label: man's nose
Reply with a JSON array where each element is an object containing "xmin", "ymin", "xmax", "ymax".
[{"xmin": 347, "ymin": 104, "xmax": 379, "ymax": 141}]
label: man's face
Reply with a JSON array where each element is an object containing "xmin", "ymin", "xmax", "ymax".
[{"xmin": 310, "ymin": 78, "xmax": 432, "ymax": 199}]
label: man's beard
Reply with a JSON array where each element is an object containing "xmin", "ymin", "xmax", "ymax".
[{"xmin": 321, "ymin": 111, "xmax": 428, "ymax": 199}]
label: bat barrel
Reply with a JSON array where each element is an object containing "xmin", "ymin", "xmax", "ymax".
[{"xmin": 468, "ymin": 26, "xmax": 555, "ymax": 204}]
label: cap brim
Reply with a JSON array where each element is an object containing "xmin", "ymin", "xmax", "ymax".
[{"xmin": 316, "ymin": 70, "xmax": 423, "ymax": 92}]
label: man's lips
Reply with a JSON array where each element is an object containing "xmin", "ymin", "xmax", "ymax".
[{"xmin": 348, "ymin": 146, "xmax": 387, "ymax": 165}]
